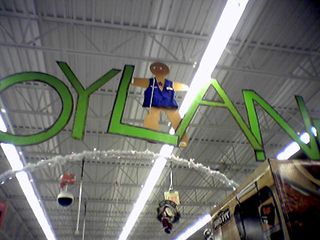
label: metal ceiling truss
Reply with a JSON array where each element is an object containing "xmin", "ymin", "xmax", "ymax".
[{"xmin": 0, "ymin": 0, "xmax": 320, "ymax": 239}]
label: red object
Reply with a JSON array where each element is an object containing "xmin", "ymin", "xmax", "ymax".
[
  {"xmin": 59, "ymin": 173, "xmax": 76, "ymax": 189},
  {"xmin": 0, "ymin": 201, "xmax": 7, "ymax": 227},
  {"xmin": 162, "ymin": 217, "xmax": 173, "ymax": 234}
]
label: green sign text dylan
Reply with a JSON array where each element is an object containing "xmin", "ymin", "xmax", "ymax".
[{"xmin": 0, "ymin": 63, "xmax": 319, "ymax": 161}]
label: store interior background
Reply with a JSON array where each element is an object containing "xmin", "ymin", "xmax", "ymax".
[{"xmin": 0, "ymin": 0, "xmax": 320, "ymax": 239}]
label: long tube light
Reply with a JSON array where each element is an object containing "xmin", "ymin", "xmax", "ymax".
[
  {"xmin": 174, "ymin": 0, "xmax": 249, "ymax": 239},
  {"xmin": 118, "ymin": 0, "xmax": 249, "ymax": 239},
  {"xmin": 276, "ymin": 127, "xmax": 317, "ymax": 160},
  {"xmin": 174, "ymin": 214, "xmax": 212, "ymax": 240},
  {"xmin": 179, "ymin": 0, "xmax": 249, "ymax": 117},
  {"xmin": 0, "ymin": 114, "xmax": 56, "ymax": 240},
  {"xmin": 118, "ymin": 145, "xmax": 173, "ymax": 240}
]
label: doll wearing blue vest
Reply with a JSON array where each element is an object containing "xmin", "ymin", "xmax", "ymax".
[
  {"xmin": 143, "ymin": 78, "xmax": 178, "ymax": 109},
  {"xmin": 132, "ymin": 62, "xmax": 189, "ymax": 147}
]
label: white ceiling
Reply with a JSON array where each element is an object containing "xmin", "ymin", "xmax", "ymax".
[{"xmin": 0, "ymin": 0, "xmax": 320, "ymax": 239}]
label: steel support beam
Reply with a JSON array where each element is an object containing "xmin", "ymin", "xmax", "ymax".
[
  {"xmin": 0, "ymin": 41, "xmax": 193, "ymax": 65},
  {"xmin": 3, "ymin": 40, "xmax": 320, "ymax": 74},
  {"xmin": 23, "ymin": 208, "xmax": 200, "ymax": 219},
  {"xmin": 0, "ymin": 188, "xmax": 35, "ymax": 239},
  {"xmin": 0, "ymin": 10, "xmax": 208, "ymax": 41},
  {"xmin": 9, "ymin": 195, "xmax": 218, "ymax": 208},
  {"xmin": 229, "ymin": 39, "xmax": 320, "ymax": 57},
  {"xmin": 216, "ymin": 65, "xmax": 320, "ymax": 83},
  {"xmin": 2, "ymin": 10, "xmax": 319, "ymax": 57},
  {"xmin": 36, "ymin": 179, "xmax": 231, "ymax": 192}
]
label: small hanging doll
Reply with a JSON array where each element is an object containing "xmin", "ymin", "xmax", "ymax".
[{"xmin": 132, "ymin": 62, "xmax": 189, "ymax": 147}]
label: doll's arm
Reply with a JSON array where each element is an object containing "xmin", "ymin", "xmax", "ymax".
[
  {"xmin": 131, "ymin": 78, "xmax": 149, "ymax": 88},
  {"xmin": 173, "ymin": 82, "xmax": 189, "ymax": 91}
]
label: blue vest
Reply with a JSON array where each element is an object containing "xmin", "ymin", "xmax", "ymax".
[{"xmin": 143, "ymin": 78, "xmax": 178, "ymax": 109}]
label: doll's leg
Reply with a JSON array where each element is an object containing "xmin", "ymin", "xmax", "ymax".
[
  {"xmin": 165, "ymin": 109, "xmax": 189, "ymax": 147},
  {"xmin": 144, "ymin": 107, "xmax": 161, "ymax": 131}
]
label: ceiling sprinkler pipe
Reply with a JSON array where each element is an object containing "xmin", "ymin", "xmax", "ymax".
[{"xmin": 75, "ymin": 159, "xmax": 85, "ymax": 235}]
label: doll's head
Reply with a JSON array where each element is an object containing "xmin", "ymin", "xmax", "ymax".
[{"xmin": 150, "ymin": 62, "xmax": 170, "ymax": 76}]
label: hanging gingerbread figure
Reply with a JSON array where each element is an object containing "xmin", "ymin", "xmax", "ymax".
[{"xmin": 132, "ymin": 62, "xmax": 189, "ymax": 147}]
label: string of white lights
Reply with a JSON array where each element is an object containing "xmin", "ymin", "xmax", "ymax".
[{"xmin": 0, "ymin": 150, "xmax": 238, "ymax": 189}]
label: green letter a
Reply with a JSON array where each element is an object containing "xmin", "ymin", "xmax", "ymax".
[{"xmin": 176, "ymin": 79, "xmax": 265, "ymax": 160}]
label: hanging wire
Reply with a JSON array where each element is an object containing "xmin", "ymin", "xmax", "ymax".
[
  {"xmin": 75, "ymin": 158, "xmax": 85, "ymax": 235},
  {"xmin": 148, "ymin": 77, "xmax": 156, "ymax": 112},
  {"xmin": 169, "ymin": 162, "xmax": 173, "ymax": 191}
]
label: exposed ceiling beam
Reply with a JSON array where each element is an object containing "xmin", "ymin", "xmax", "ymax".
[
  {"xmin": 55, "ymin": 233, "xmax": 163, "ymax": 239},
  {"xmin": 0, "ymin": 187, "xmax": 36, "ymax": 239},
  {"xmin": 3, "ymin": 41, "xmax": 320, "ymax": 77},
  {"xmin": 36, "ymin": 179, "xmax": 231, "ymax": 192},
  {"xmin": 23, "ymin": 208, "xmax": 201, "ymax": 219},
  {"xmin": 182, "ymin": 137, "xmax": 284, "ymax": 148},
  {"xmin": 0, "ymin": 41, "xmax": 193, "ymax": 65},
  {"xmin": 0, "ymin": 10, "xmax": 208, "ymax": 41},
  {"xmin": 9, "ymin": 122, "xmax": 287, "ymax": 138},
  {"xmin": 216, "ymin": 65, "xmax": 320, "ymax": 83},
  {"xmin": 2, "ymin": 11, "xmax": 319, "ymax": 57},
  {"xmin": 9, "ymin": 195, "xmax": 218, "ymax": 208},
  {"xmin": 229, "ymin": 39, "xmax": 320, "ymax": 57}
]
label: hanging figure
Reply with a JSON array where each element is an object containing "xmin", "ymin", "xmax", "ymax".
[{"xmin": 132, "ymin": 62, "xmax": 189, "ymax": 147}]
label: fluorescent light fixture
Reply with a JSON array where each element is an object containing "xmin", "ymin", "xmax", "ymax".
[
  {"xmin": 174, "ymin": 213, "xmax": 212, "ymax": 240},
  {"xmin": 173, "ymin": 0, "xmax": 249, "ymax": 238},
  {"xmin": 0, "ymin": 114, "xmax": 56, "ymax": 240},
  {"xmin": 179, "ymin": 0, "xmax": 249, "ymax": 117},
  {"xmin": 118, "ymin": 0, "xmax": 248, "ymax": 238},
  {"xmin": 1, "ymin": 143, "xmax": 24, "ymax": 171},
  {"xmin": 118, "ymin": 145, "xmax": 170, "ymax": 240},
  {"xmin": 276, "ymin": 142, "xmax": 300, "ymax": 160},
  {"xmin": 276, "ymin": 128, "xmax": 317, "ymax": 160},
  {"xmin": 16, "ymin": 172, "xmax": 56, "ymax": 240},
  {"xmin": 159, "ymin": 144, "xmax": 174, "ymax": 157},
  {"xmin": 0, "ymin": 114, "xmax": 7, "ymax": 132}
]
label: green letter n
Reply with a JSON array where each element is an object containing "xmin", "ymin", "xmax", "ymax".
[{"xmin": 243, "ymin": 90, "xmax": 320, "ymax": 160}]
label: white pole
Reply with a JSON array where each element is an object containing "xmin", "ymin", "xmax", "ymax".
[{"xmin": 75, "ymin": 159, "xmax": 85, "ymax": 235}]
